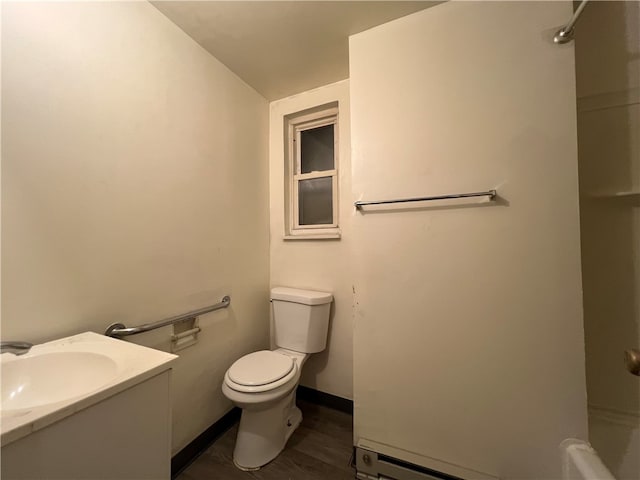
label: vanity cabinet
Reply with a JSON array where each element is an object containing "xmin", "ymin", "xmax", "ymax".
[{"xmin": 2, "ymin": 371, "xmax": 172, "ymax": 480}]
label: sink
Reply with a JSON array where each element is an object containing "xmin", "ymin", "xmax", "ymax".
[
  {"xmin": 0, "ymin": 332, "xmax": 177, "ymax": 479},
  {"xmin": 0, "ymin": 332, "xmax": 177, "ymax": 447},
  {"xmin": 1, "ymin": 352, "xmax": 119, "ymax": 412}
]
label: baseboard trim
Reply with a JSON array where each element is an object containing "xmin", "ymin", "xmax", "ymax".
[
  {"xmin": 171, "ymin": 407, "xmax": 241, "ymax": 479},
  {"xmin": 297, "ymin": 385, "xmax": 353, "ymax": 414}
]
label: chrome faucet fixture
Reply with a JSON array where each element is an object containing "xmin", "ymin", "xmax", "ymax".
[{"xmin": 1, "ymin": 341, "xmax": 33, "ymax": 355}]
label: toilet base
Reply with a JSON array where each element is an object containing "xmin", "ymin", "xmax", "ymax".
[
  {"xmin": 232, "ymin": 459, "xmax": 260, "ymax": 472},
  {"xmin": 232, "ymin": 389, "xmax": 302, "ymax": 470}
]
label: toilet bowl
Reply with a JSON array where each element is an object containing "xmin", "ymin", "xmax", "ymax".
[
  {"xmin": 222, "ymin": 348, "xmax": 308, "ymax": 470},
  {"xmin": 222, "ymin": 287, "xmax": 332, "ymax": 470}
]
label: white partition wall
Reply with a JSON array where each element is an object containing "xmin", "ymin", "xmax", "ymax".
[{"xmin": 349, "ymin": 2, "xmax": 587, "ymax": 478}]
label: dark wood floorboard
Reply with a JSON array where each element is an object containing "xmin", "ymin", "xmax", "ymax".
[{"xmin": 177, "ymin": 400, "xmax": 355, "ymax": 480}]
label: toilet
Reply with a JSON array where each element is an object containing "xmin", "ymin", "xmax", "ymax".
[{"xmin": 221, "ymin": 287, "xmax": 333, "ymax": 470}]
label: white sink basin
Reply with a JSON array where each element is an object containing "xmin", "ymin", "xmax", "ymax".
[
  {"xmin": 1, "ymin": 352, "xmax": 119, "ymax": 412},
  {"xmin": 0, "ymin": 332, "xmax": 177, "ymax": 447}
]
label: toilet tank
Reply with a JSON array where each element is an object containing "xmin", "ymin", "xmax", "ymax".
[{"xmin": 271, "ymin": 287, "xmax": 333, "ymax": 353}]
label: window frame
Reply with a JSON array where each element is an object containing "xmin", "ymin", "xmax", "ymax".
[{"xmin": 286, "ymin": 106, "xmax": 339, "ymax": 238}]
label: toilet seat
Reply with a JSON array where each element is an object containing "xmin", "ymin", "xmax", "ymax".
[{"xmin": 225, "ymin": 350, "xmax": 298, "ymax": 393}]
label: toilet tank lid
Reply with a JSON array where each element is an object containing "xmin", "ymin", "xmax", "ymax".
[{"xmin": 271, "ymin": 287, "xmax": 333, "ymax": 305}]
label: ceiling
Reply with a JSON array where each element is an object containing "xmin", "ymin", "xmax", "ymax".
[{"xmin": 152, "ymin": 1, "xmax": 439, "ymax": 101}]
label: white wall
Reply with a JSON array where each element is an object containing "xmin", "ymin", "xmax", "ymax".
[
  {"xmin": 349, "ymin": 2, "xmax": 587, "ymax": 478},
  {"xmin": 575, "ymin": 2, "xmax": 640, "ymax": 478},
  {"xmin": 1, "ymin": 1, "xmax": 270, "ymax": 454},
  {"xmin": 269, "ymin": 80, "xmax": 353, "ymax": 400}
]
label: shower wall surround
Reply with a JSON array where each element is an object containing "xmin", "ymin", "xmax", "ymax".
[{"xmin": 576, "ymin": 2, "xmax": 640, "ymax": 477}]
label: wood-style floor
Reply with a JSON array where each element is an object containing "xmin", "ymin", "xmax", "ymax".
[{"xmin": 177, "ymin": 400, "xmax": 355, "ymax": 480}]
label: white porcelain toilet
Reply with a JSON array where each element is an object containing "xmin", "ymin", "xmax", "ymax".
[{"xmin": 221, "ymin": 287, "xmax": 333, "ymax": 471}]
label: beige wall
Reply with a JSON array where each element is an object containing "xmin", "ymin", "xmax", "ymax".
[
  {"xmin": 350, "ymin": 2, "xmax": 586, "ymax": 478},
  {"xmin": 269, "ymin": 80, "xmax": 353, "ymax": 399},
  {"xmin": 576, "ymin": 2, "xmax": 640, "ymax": 478},
  {"xmin": 1, "ymin": 1, "xmax": 270, "ymax": 454}
]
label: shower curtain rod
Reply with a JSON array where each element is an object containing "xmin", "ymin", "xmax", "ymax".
[{"xmin": 554, "ymin": 0, "xmax": 589, "ymax": 44}]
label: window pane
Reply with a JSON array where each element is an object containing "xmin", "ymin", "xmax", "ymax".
[
  {"xmin": 299, "ymin": 177, "xmax": 333, "ymax": 225},
  {"xmin": 300, "ymin": 124, "xmax": 334, "ymax": 173}
]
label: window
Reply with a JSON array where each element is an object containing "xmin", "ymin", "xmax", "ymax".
[{"xmin": 285, "ymin": 104, "xmax": 339, "ymax": 238}]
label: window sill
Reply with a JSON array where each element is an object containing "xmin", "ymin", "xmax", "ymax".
[{"xmin": 283, "ymin": 233, "xmax": 341, "ymax": 241}]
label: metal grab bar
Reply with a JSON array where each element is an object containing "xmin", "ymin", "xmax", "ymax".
[
  {"xmin": 1, "ymin": 341, "xmax": 33, "ymax": 355},
  {"xmin": 104, "ymin": 296, "xmax": 231, "ymax": 338},
  {"xmin": 354, "ymin": 189, "xmax": 497, "ymax": 209},
  {"xmin": 554, "ymin": 0, "xmax": 589, "ymax": 44}
]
